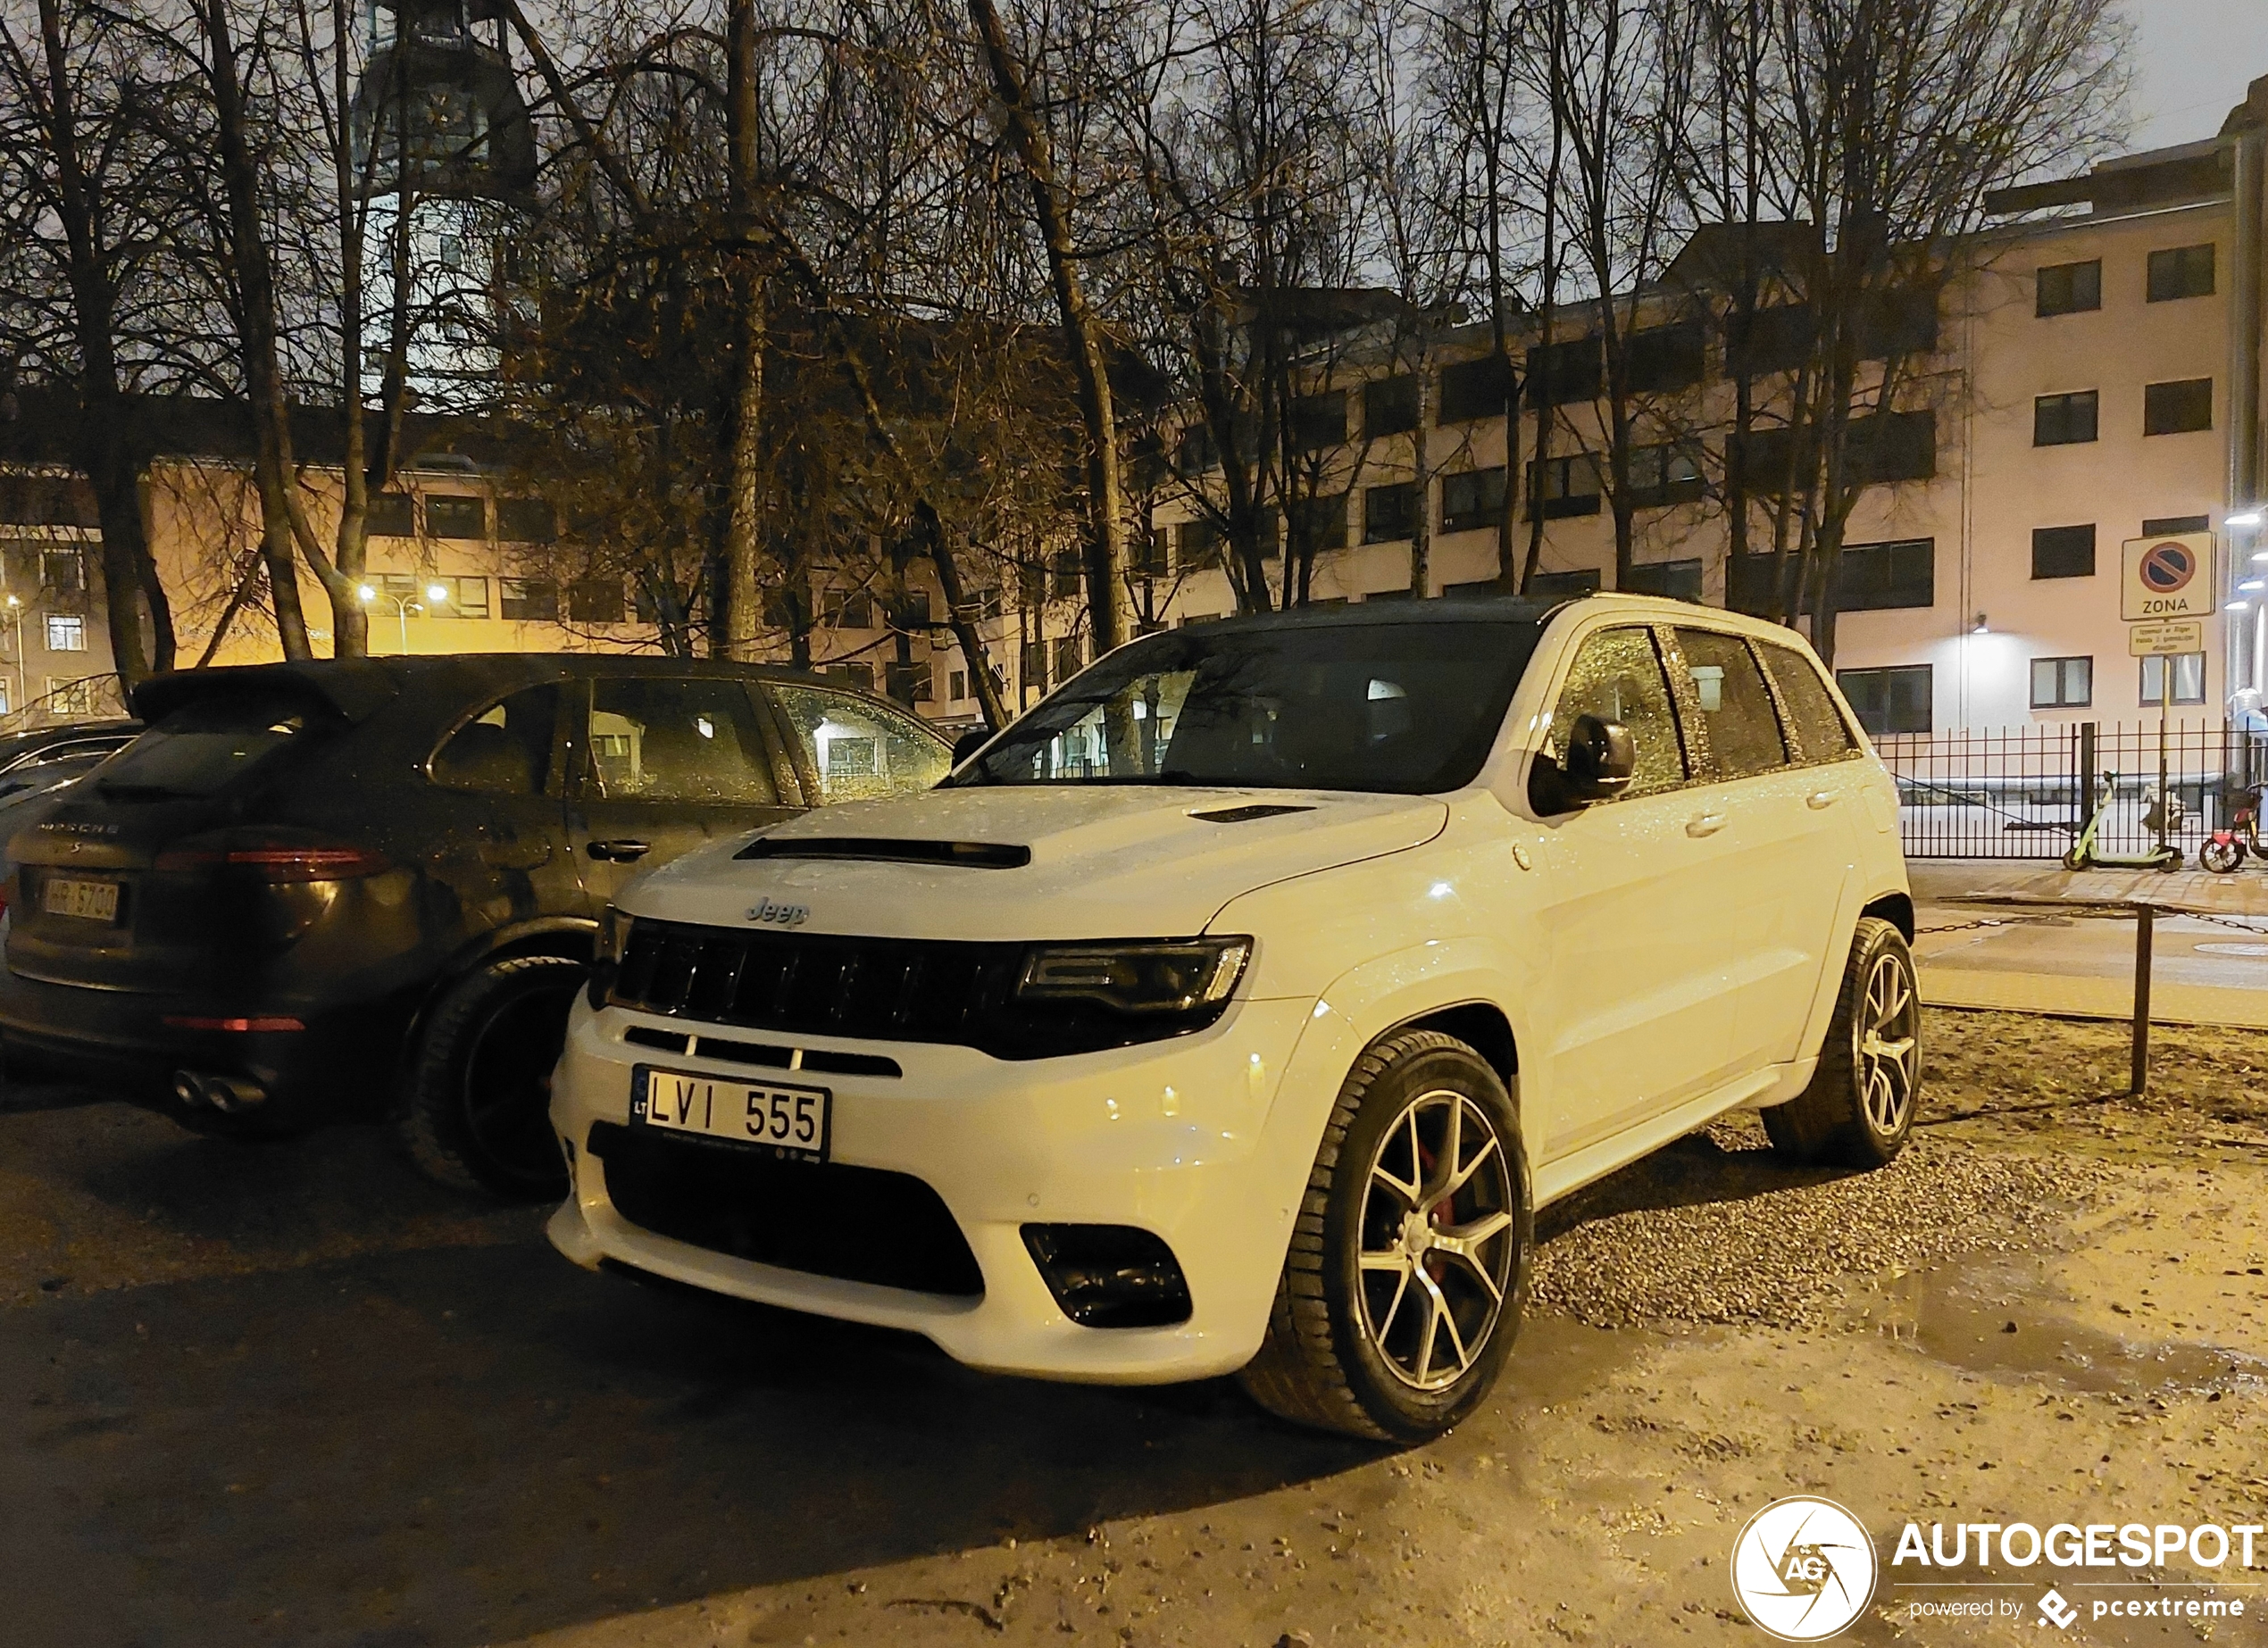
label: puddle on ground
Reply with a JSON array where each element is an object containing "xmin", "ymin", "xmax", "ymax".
[{"xmin": 1835, "ymin": 1253, "xmax": 2268, "ymax": 1396}]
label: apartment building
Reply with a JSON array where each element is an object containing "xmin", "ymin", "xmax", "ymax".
[
  {"xmin": 1141, "ymin": 78, "xmax": 2268, "ymax": 737},
  {"xmin": 0, "ymin": 395, "xmax": 1018, "ymax": 731}
]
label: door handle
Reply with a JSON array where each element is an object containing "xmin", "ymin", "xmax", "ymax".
[
  {"xmin": 1805, "ymin": 790, "xmax": 1839, "ymax": 810},
  {"xmin": 1685, "ymin": 812, "xmax": 1729, "ymax": 837},
  {"xmin": 587, "ymin": 839, "xmax": 652, "ymax": 862}
]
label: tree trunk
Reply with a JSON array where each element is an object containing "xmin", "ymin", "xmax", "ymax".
[
  {"xmin": 32, "ymin": 0, "xmax": 164, "ymax": 689},
  {"xmin": 1410, "ymin": 340, "xmax": 1435, "ymax": 598},
  {"xmin": 199, "ymin": 0, "xmax": 321, "ymax": 658},
  {"xmin": 721, "ymin": 0, "xmax": 767, "ymax": 663},
  {"xmin": 967, "ymin": 0, "xmax": 1130, "ymax": 656}
]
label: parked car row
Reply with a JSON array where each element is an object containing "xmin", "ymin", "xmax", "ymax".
[
  {"xmin": 0, "ymin": 656, "xmax": 950, "ymax": 1193},
  {"xmin": 2, "ymin": 596, "xmax": 1921, "ymax": 1440}
]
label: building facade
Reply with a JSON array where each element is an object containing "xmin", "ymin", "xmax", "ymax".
[{"xmin": 1139, "ymin": 80, "xmax": 2268, "ymax": 738}]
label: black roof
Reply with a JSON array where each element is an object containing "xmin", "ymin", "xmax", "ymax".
[
  {"xmin": 129, "ymin": 653, "xmax": 946, "ymax": 737},
  {"xmin": 1192, "ymin": 596, "xmax": 1562, "ymax": 637}
]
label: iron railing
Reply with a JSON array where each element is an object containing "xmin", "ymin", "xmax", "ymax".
[{"xmin": 1875, "ymin": 720, "xmax": 2268, "ymax": 860}]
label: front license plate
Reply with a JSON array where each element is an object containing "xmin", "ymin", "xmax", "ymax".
[
  {"xmin": 42, "ymin": 876, "xmax": 119, "ymax": 923},
  {"xmin": 631, "ymin": 1065, "xmax": 831, "ymax": 1161}
]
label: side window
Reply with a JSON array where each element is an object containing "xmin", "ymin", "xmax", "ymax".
[
  {"xmin": 771, "ymin": 684, "xmax": 952, "ymax": 804},
  {"xmin": 1548, "ymin": 626, "xmax": 1685, "ymax": 797},
  {"xmin": 430, "ymin": 686, "xmax": 559, "ymax": 795},
  {"xmin": 1675, "ymin": 628, "xmax": 1790, "ymax": 780},
  {"xmin": 1756, "ymin": 644, "xmax": 1860, "ymax": 762},
  {"xmin": 586, "ymin": 678, "xmax": 778, "ymax": 805}
]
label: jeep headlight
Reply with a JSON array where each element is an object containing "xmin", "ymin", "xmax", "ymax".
[{"xmin": 1015, "ymin": 938, "xmax": 1251, "ymax": 1015}]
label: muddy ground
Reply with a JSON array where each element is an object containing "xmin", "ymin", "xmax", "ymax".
[{"xmin": 3, "ymin": 1010, "xmax": 2264, "ymax": 1648}]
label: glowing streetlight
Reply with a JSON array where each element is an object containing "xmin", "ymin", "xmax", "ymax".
[{"xmin": 358, "ymin": 579, "xmax": 446, "ymax": 653}]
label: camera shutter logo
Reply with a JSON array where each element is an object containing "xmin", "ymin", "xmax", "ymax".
[{"xmin": 1730, "ymin": 1496, "xmax": 1878, "ymax": 1641}]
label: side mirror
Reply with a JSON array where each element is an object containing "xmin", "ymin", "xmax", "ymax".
[
  {"xmin": 951, "ymin": 728, "xmax": 992, "ymax": 767},
  {"xmin": 1530, "ymin": 713, "xmax": 1635, "ymax": 813}
]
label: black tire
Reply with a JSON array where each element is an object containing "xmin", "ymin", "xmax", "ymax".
[
  {"xmin": 396, "ymin": 954, "xmax": 585, "ymax": 1199},
  {"xmin": 2201, "ymin": 838, "xmax": 2247, "ymax": 875},
  {"xmin": 1763, "ymin": 917, "xmax": 1920, "ymax": 1169},
  {"xmin": 2061, "ymin": 846, "xmax": 2087, "ymax": 871},
  {"xmin": 1238, "ymin": 1030, "xmax": 1530, "ymax": 1444}
]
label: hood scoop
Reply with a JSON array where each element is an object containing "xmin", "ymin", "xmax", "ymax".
[
  {"xmin": 1188, "ymin": 803, "xmax": 1316, "ymax": 824},
  {"xmin": 735, "ymin": 836, "xmax": 1032, "ymax": 869}
]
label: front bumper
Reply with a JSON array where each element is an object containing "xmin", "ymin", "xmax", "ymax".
[{"xmin": 546, "ymin": 992, "xmax": 1322, "ymax": 1383}]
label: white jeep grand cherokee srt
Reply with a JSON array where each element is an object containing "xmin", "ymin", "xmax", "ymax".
[{"xmin": 546, "ymin": 595, "xmax": 1918, "ymax": 1441}]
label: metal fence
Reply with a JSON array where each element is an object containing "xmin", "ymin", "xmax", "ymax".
[{"xmin": 1876, "ymin": 720, "xmax": 2268, "ymax": 861}]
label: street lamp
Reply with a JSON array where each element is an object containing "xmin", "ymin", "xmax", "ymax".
[{"xmin": 358, "ymin": 581, "xmax": 450, "ymax": 653}]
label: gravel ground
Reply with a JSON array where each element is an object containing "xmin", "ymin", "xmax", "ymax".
[{"xmin": 1530, "ymin": 1113, "xmax": 2115, "ymax": 1328}]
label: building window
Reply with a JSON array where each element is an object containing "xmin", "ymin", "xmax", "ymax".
[
  {"xmin": 1019, "ymin": 639, "xmax": 1046, "ymax": 692},
  {"xmin": 43, "ymin": 613, "xmax": 85, "ymax": 652},
  {"xmin": 885, "ymin": 661, "xmax": 932, "ymax": 703},
  {"xmin": 2146, "ymin": 243, "xmax": 2214, "ymax": 303},
  {"xmin": 568, "ymin": 578, "xmax": 624, "ymax": 625},
  {"xmin": 1438, "ymin": 354, "xmax": 1516, "ymax": 422},
  {"xmin": 1849, "ymin": 410, "xmax": 1938, "ymax": 482},
  {"xmin": 1622, "ymin": 559, "xmax": 1702, "ymax": 600},
  {"xmin": 496, "ymin": 498, "xmax": 556, "ymax": 542},
  {"xmin": 1521, "ymin": 337, "xmax": 1601, "ymax": 408},
  {"xmin": 1176, "ymin": 425, "xmax": 1217, "ymax": 475},
  {"xmin": 2030, "ymin": 524, "xmax": 2096, "ymax": 579},
  {"xmin": 426, "ymin": 494, "xmax": 486, "ymax": 538},
  {"xmin": 1362, "ymin": 482, "xmax": 1418, "ymax": 544},
  {"xmin": 366, "ymin": 492, "xmax": 415, "ymax": 537},
  {"xmin": 1133, "ymin": 529, "xmax": 1168, "ymax": 577},
  {"xmin": 1439, "ymin": 467, "xmax": 1508, "ymax": 534},
  {"xmin": 830, "ymin": 588, "xmax": 876, "ymax": 628},
  {"xmin": 1288, "ymin": 493, "xmax": 1347, "ymax": 553},
  {"xmin": 40, "ymin": 547, "xmax": 86, "ymax": 601},
  {"xmin": 2034, "ymin": 260, "xmax": 2101, "ymax": 317},
  {"xmin": 1363, "ymin": 374, "xmax": 1420, "ymax": 437},
  {"xmin": 1856, "ymin": 287, "xmax": 1939, "ymax": 359},
  {"xmin": 2029, "ymin": 655, "xmax": 2093, "ymax": 709},
  {"xmin": 1837, "ymin": 665, "xmax": 1931, "ymax": 735},
  {"xmin": 1527, "ymin": 453, "xmax": 1602, "ymax": 519},
  {"xmin": 447, "ymin": 575, "xmax": 490, "ymax": 618},
  {"xmin": 2143, "ymin": 378, "xmax": 2213, "ymax": 436},
  {"xmin": 1838, "ymin": 537, "xmax": 1934, "ymax": 612},
  {"xmin": 2033, "ymin": 390, "xmax": 2098, "ymax": 446},
  {"xmin": 2139, "ymin": 652, "xmax": 2206, "ymax": 706},
  {"xmin": 46, "ymin": 676, "xmax": 97, "ymax": 717},
  {"xmin": 1624, "ymin": 322, "xmax": 1705, "ymax": 394},
  {"xmin": 499, "ymin": 577, "xmax": 559, "ymax": 622},
  {"xmin": 1288, "ymin": 391, "xmax": 1346, "ymax": 451},
  {"xmin": 948, "ymin": 669, "xmax": 967, "ymax": 703},
  {"xmin": 1730, "ymin": 304, "xmax": 1814, "ymax": 376},
  {"xmin": 1626, "ymin": 441, "xmax": 1705, "ymax": 508},
  {"xmin": 1053, "ymin": 636, "xmax": 1084, "ymax": 682},
  {"xmin": 1173, "ymin": 519, "xmax": 1221, "ymax": 570},
  {"xmin": 1049, "ymin": 548, "xmax": 1081, "ymax": 599}
]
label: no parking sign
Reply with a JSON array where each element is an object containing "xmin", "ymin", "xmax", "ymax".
[{"xmin": 2120, "ymin": 531, "xmax": 2216, "ymax": 620}]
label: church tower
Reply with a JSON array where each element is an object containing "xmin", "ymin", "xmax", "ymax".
[{"xmin": 350, "ymin": 0, "xmax": 537, "ymax": 409}]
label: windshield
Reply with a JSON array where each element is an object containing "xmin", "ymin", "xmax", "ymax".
[
  {"xmin": 94, "ymin": 696, "xmax": 332, "ymax": 800},
  {"xmin": 948, "ymin": 618, "xmax": 1546, "ymax": 795}
]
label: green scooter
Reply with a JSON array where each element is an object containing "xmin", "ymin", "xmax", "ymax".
[{"xmin": 2063, "ymin": 769, "xmax": 2184, "ymax": 871}]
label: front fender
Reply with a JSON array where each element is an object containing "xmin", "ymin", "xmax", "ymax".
[{"xmin": 1255, "ymin": 937, "xmax": 1540, "ymax": 1230}]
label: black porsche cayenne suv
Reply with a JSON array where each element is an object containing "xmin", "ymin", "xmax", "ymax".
[{"xmin": 0, "ymin": 654, "xmax": 951, "ymax": 1195}]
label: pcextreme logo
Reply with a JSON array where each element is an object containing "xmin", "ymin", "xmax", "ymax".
[{"xmin": 1730, "ymin": 1496, "xmax": 1879, "ymax": 1641}]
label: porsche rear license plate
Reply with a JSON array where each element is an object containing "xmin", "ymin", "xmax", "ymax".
[
  {"xmin": 631, "ymin": 1065, "xmax": 830, "ymax": 1162},
  {"xmin": 42, "ymin": 876, "xmax": 119, "ymax": 923}
]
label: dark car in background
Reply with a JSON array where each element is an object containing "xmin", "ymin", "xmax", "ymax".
[
  {"xmin": 0, "ymin": 655, "xmax": 951, "ymax": 1196},
  {"xmin": 0, "ymin": 720, "xmax": 142, "ymax": 819}
]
